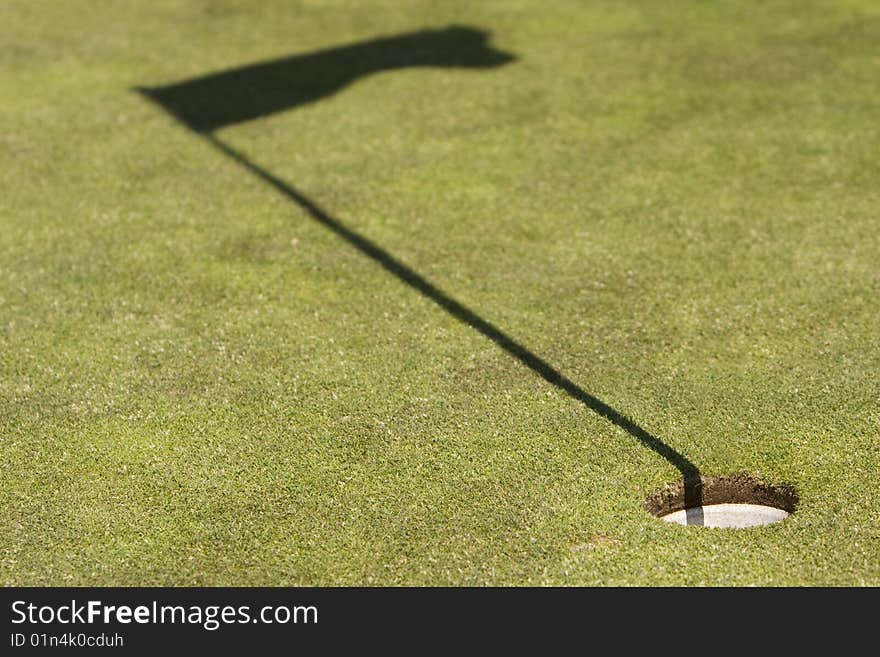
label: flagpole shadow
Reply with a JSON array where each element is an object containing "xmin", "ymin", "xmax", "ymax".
[{"xmin": 202, "ymin": 132, "xmax": 704, "ymax": 521}]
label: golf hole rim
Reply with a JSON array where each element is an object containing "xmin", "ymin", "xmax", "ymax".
[{"xmin": 644, "ymin": 474, "xmax": 798, "ymax": 528}]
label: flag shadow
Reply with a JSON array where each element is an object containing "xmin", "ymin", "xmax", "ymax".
[
  {"xmin": 137, "ymin": 25, "xmax": 514, "ymax": 133},
  {"xmin": 137, "ymin": 25, "xmax": 705, "ymax": 523}
]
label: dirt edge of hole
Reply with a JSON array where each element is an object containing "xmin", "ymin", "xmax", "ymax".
[{"xmin": 644, "ymin": 473, "xmax": 799, "ymax": 517}]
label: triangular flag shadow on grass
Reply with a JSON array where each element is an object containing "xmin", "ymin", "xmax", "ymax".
[{"xmin": 137, "ymin": 26, "xmax": 705, "ymax": 523}]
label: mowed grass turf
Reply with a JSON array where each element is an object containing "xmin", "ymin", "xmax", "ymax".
[{"xmin": 1, "ymin": 0, "xmax": 878, "ymax": 585}]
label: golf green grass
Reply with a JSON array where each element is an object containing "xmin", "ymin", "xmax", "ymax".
[{"xmin": 2, "ymin": 0, "xmax": 878, "ymax": 585}]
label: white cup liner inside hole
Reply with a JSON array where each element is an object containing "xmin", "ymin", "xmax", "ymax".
[{"xmin": 659, "ymin": 502, "xmax": 790, "ymax": 528}]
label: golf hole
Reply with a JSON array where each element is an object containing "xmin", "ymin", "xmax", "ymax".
[{"xmin": 645, "ymin": 474, "xmax": 798, "ymax": 528}]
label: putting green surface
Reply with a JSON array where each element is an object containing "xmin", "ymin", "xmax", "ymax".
[{"xmin": 2, "ymin": 0, "xmax": 879, "ymax": 585}]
